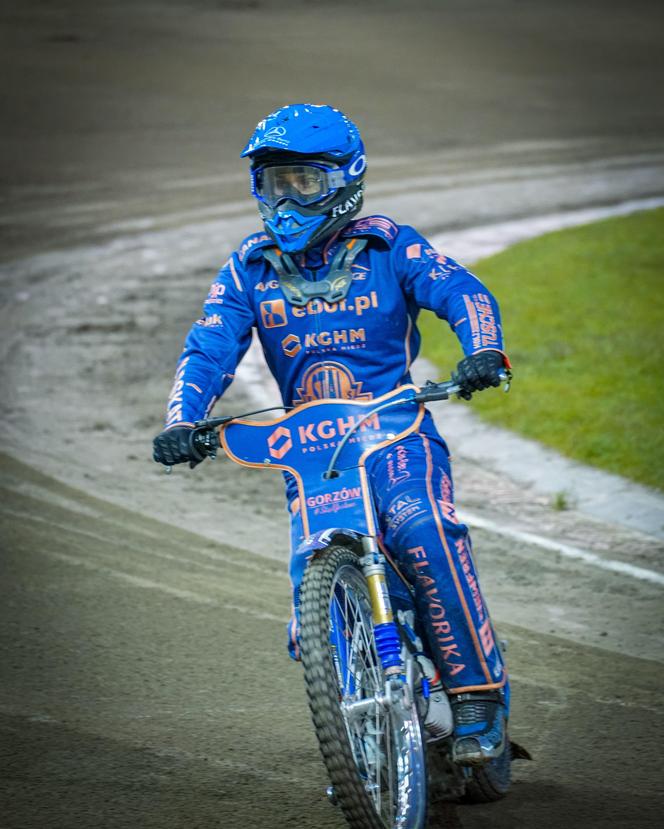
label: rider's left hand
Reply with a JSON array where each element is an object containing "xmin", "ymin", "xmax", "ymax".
[{"xmin": 452, "ymin": 350, "xmax": 506, "ymax": 398}]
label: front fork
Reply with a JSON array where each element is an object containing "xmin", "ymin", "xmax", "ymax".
[{"xmin": 359, "ymin": 536, "xmax": 403, "ymax": 678}]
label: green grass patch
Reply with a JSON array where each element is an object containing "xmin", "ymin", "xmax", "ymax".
[{"xmin": 420, "ymin": 208, "xmax": 664, "ymax": 491}]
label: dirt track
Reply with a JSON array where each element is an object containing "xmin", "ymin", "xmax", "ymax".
[{"xmin": 1, "ymin": 2, "xmax": 664, "ymax": 827}]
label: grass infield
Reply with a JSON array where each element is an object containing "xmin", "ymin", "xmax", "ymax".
[{"xmin": 420, "ymin": 207, "xmax": 664, "ymax": 492}]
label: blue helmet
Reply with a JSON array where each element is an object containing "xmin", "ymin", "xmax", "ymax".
[{"xmin": 241, "ymin": 104, "xmax": 366, "ymax": 253}]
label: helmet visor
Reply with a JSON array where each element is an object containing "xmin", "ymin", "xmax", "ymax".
[{"xmin": 254, "ymin": 163, "xmax": 345, "ymax": 208}]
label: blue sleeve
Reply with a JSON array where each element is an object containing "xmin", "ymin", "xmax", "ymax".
[
  {"xmin": 392, "ymin": 226, "xmax": 507, "ymax": 359},
  {"xmin": 165, "ymin": 253, "xmax": 255, "ymax": 428}
]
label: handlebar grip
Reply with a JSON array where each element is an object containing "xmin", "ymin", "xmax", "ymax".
[
  {"xmin": 415, "ymin": 369, "xmax": 511, "ymax": 403},
  {"xmin": 413, "ymin": 381, "xmax": 460, "ymax": 403},
  {"xmin": 190, "ymin": 428, "xmax": 219, "ymax": 459}
]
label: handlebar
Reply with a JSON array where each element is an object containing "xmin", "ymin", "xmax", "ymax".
[
  {"xmin": 413, "ymin": 379, "xmax": 463, "ymax": 403},
  {"xmin": 191, "ymin": 428, "xmax": 219, "ymax": 460},
  {"xmin": 188, "ymin": 404, "xmax": 291, "ymax": 464},
  {"xmin": 413, "ymin": 370, "xmax": 510, "ymax": 403},
  {"xmin": 184, "ymin": 371, "xmax": 511, "ymax": 469}
]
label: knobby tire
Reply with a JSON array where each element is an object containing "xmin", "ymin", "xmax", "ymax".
[{"xmin": 300, "ymin": 545, "xmax": 426, "ymax": 829}]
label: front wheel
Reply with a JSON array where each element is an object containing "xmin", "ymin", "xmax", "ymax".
[{"xmin": 299, "ymin": 545, "xmax": 427, "ymax": 829}]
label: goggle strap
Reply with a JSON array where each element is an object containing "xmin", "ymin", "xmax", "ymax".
[{"xmin": 263, "ymin": 238, "xmax": 368, "ymax": 307}]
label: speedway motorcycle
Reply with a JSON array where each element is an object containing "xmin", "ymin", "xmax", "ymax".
[{"xmin": 187, "ymin": 378, "xmax": 517, "ymax": 829}]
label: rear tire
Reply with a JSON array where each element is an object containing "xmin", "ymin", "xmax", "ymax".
[{"xmin": 299, "ymin": 545, "xmax": 427, "ymax": 829}]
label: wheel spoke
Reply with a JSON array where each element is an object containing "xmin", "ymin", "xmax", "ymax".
[
  {"xmin": 312, "ymin": 556, "xmax": 426, "ymax": 829},
  {"xmin": 385, "ymin": 710, "xmax": 394, "ymax": 821}
]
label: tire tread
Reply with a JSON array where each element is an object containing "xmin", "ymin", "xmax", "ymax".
[{"xmin": 300, "ymin": 546, "xmax": 386, "ymax": 829}]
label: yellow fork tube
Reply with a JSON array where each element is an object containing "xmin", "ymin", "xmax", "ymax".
[
  {"xmin": 360, "ymin": 543, "xmax": 402, "ymax": 676},
  {"xmin": 365, "ymin": 570, "xmax": 394, "ymax": 626}
]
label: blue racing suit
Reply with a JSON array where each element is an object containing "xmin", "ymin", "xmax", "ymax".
[{"xmin": 166, "ymin": 214, "xmax": 509, "ymax": 696}]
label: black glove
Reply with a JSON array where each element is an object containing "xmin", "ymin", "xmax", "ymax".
[
  {"xmin": 152, "ymin": 426, "xmax": 203, "ymax": 468},
  {"xmin": 452, "ymin": 351, "xmax": 505, "ymax": 399}
]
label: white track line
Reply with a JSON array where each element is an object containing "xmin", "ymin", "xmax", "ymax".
[
  {"xmin": 460, "ymin": 510, "xmax": 664, "ymax": 586},
  {"xmin": 430, "ymin": 195, "xmax": 664, "ymax": 263}
]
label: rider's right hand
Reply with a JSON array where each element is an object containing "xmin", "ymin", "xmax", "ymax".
[{"xmin": 152, "ymin": 426, "xmax": 203, "ymax": 468}]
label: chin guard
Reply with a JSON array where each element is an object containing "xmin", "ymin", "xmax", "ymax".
[{"xmin": 263, "ymin": 238, "xmax": 367, "ymax": 306}]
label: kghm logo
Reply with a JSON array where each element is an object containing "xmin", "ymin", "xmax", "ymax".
[
  {"xmin": 281, "ymin": 329, "xmax": 366, "ymax": 357},
  {"xmin": 267, "ymin": 426, "xmax": 293, "ymax": 459},
  {"xmin": 296, "ymin": 413, "xmax": 380, "ymax": 445},
  {"xmin": 265, "ymin": 412, "xmax": 382, "ymax": 458},
  {"xmin": 281, "ymin": 333, "xmax": 302, "ymax": 358}
]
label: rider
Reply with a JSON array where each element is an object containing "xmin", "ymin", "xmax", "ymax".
[{"xmin": 153, "ymin": 104, "xmax": 511, "ymax": 766}]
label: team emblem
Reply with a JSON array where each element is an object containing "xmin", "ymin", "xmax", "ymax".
[{"xmin": 293, "ymin": 361, "xmax": 373, "ymax": 404}]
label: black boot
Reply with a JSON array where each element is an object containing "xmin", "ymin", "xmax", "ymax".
[{"xmin": 451, "ymin": 691, "xmax": 507, "ymax": 766}]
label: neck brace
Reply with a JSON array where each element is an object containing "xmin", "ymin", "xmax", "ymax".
[{"xmin": 263, "ymin": 238, "xmax": 368, "ymax": 307}]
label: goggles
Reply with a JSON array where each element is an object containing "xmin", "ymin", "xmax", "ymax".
[{"xmin": 252, "ymin": 163, "xmax": 347, "ymax": 208}]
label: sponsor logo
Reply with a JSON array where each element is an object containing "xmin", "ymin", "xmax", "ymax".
[
  {"xmin": 385, "ymin": 495, "xmax": 426, "ymax": 535},
  {"xmin": 424, "ymin": 247, "xmax": 448, "ymax": 265},
  {"xmin": 238, "ymin": 233, "xmax": 270, "ymax": 263},
  {"xmin": 265, "ymin": 125, "xmax": 287, "ymax": 139},
  {"xmin": 386, "ymin": 444, "xmax": 410, "ymax": 488},
  {"xmin": 438, "ymin": 471, "xmax": 457, "ymax": 524},
  {"xmin": 265, "ymin": 412, "xmax": 382, "ymax": 459},
  {"xmin": 255, "ymin": 279, "xmax": 280, "ymax": 292},
  {"xmin": 166, "ymin": 356, "xmax": 191, "ymax": 427},
  {"xmin": 257, "ymin": 273, "xmax": 372, "ymax": 292},
  {"xmin": 465, "ymin": 292, "xmax": 499, "ymax": 350},
  {"xmin": 267, "ymin": 425, "xmax": 293, "ymax": 460},
  {"xmin": 306, "ymin": 486, "xmax": 362, "ymax": 507},
  {"xmin": 331, "ymin": 189, "xmax": 364, "ymax": 218},
  {"xmin": 454, "ymin": 537, "xmax": 486, "ymax": 626},
  {"xmin": 475, "ymin": 295, "xmax": 498, "ymax": 345},
  {"xmin": 281, "ymin": 328, "xmax": 366, "ymax": 357},
  {"xmin": 348, "ymin": 154, "xmax": 367, "ymax": 177},
  {"xmin": 293, "ymin": 361, "xmax": 373, "ymax": 404},
  {"xmin": 305, "ymin": 328, "xmax": 366, "ymax": 348},
  {"xmin": 196, "ymin": 313, "xmax": 223, "ymax": 327},
  {"xmin": 350, "ymin": 216, "xmax": 398, "ymax": 240},
  {"xmin": 479, "ymin": 619, "xmax": 496, "ymax": 659},
  {"xmin": 281, "ymin": 333, "xmax": 302, "ymax": 358},
  {"xmin": 296, "ymin": 412, "xmax": 379, "ymax": 445},
  {"xmin": 306, "ymin": 486, "xmax": 362, "ymax": 515},
  {"xmin": 260, "ymin": 299, "xmax": 288, "ymax": 328},
  {"xmin": 405, "ymin": 243, "xmax": 457, "ymax": 281},
  {"xmin": 407, "ymin": 545, "xmax": 466, "ymax": 676},
  {"xmin": 291, "ymin": 291, "xmax": 379, "ymax": 318},
  {"xmin": 206, "ymin": 283, "xmax": 226, "ymax": 305}
]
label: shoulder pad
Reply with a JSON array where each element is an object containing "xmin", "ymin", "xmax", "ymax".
[
  {"xmin": 235, "ymin": 231, "xmax": 274, "ymax": 264},
  {"xmin": 341, "ymin": 215, "xmax": 400, "ymax": 247}
]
